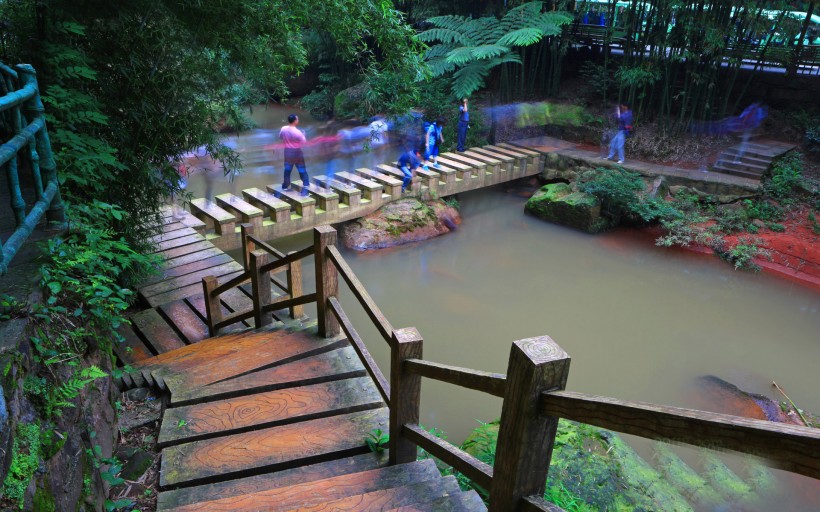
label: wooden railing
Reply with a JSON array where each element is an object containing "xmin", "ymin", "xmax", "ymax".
[
  {"xmin": 201, "ymin": 224, "xmax": 309, "ymax": 336},
  {"xmin": 0, "ymin": 63, "xmax": 65, "ymax": 275},
  {"xmin": 225, "ymin": 226, "xmax": 820, "ymax": 511}
]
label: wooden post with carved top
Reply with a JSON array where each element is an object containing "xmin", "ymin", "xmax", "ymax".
[
  {"xmin": 314, "ymin": 226, "xmax": 339, "ymax": 337},
  {"xmin": 389, "ymin": 327, "xmax": 423, "ymax": 465},
  {"xmin": 489, "ymin": 336, "xmax": 571, "ymax": 512}
]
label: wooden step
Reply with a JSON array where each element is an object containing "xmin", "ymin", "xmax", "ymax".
[
  {"xmin": 159, "ymin": 407, "xmax": 389, "ymax": 488},
  {"xmin": 158, "ymin": 300, "xmax": 210, "ymax": 345},
  {"xmin": 159, "ymin": 376, "xmax": 384, "ymax": 447},
  {"xmin": 241, "ymin": 187, "xmax": 291, "ymax": 223},
  {"xmin": 139, "ymin": 261, "xmax": 244, "ymax": 300},
  {"xmin": 141, "ymin": 270, "xmax": 244, "ymax": 308},
  {"xmin": 290, "ymin": 183, "xmax": 340, "ymax": 212},
  {"xmin": 145, "ymin": 253, "xmax": 234, "ymax": 286},
  {"xmin": 190, "ymin": 199, "xmax": 237, "ymax": 236},
  {"xmin": 152, "ymin": 233, "xmax": 207, "ymax": 254},
  {"xmin": 162, "ymin": 458, "xmax": 441, "ymax": 511},
  {"xmin": 150, "ymin": 227, "xmax": 201, "ymax": 245},
  {"xmin": 168, "ymin": 346, "xmax": 367, "ymax": 406},
  {"xmin": 157, "ymin": 451, "xmax": 389, "ymax": 510},
  {"xmin": 161, "ymin": 221, "xmax": 186, "ymax": 233},
  {"xmin": 158, "ymin": 240, "xmax": 216, "ymax": 261},
  {"xmin": 161, "ymin": 207, "xmax": 208, "ymax": 233},
  {"xmin": 131, "ymin": 308, "xmax": 187, "ymax": 355},
  {"xmin": 161, "ymin": 247, "xmax": 225, "ymax": 271},
  {"xmin": 351, "ymin": 168, "xmax": 399, "ymax": 200},
  {"xmin": 150, "ymin": 331, "xmax": 346, "ymax": 389},
  {"xmin": 185, "ymin": 288, "xmax": 252, "ymax": 325},
  {"xmin": 265, "ymin": 185, "xmax": 316, "ymax": 218},
  {"xmin": 114, "ymin": 324, "xmax": 154, "ymax": 366},
  {"xmin": 215, "ymin": 193, "xmax": 264, "ymax": 231},
  {"xmin": 387, "ymin": 491, "xmax": 488, "ymax": 511},
  {"xmin": 312, "ymin": 177, "xmax": 362, "ymax": 207},
  {"xmin": 337, "ymin": 171, "xmax": 387, "ymax": 202},
  {"xmin": 281, "ymin": 475, "xmax": 461, "ymax": 512}
]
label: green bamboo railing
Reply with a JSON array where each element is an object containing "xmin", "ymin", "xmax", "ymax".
[{"xmin": 0, "ymin": 63, "xmax": 64, "ymax": 275}]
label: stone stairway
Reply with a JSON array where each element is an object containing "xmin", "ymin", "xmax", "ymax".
[
  {"xmin": 119, "ymin": 326, "xmax": 486, "ymax": 511},
  {"xmin": 710, "ymin": 139, "xmax": 796, "ymax": 180}
]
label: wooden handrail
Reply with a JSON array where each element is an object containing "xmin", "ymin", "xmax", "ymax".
[
  {"xmin": 326, "ymin": 245, "xmax": 393, "ymax": 344},
  {"xmin": 213, "ymin": 309, "xmax": 256, "ymax": 331},
  {"xmin": 403, "ymin": 359, "xmax": 506, "ymax": 398},
  {"xmin": 402, "ymin": 423, "xmax": 494, "ymax": 491},
  {"xmin": 540, "ymin": 390, "xmax": 820, "ymax": 480},
  {"xmin": 246, "ymin": 233, "xmax": 287, "ymax": 259},
  {"xmin": 261, "ymin": 292, "xmax": 317, "ymax": 313},
  {"xmin": 259, "ymin": 245, "xmax": 313, "ymax": 274},
  {"xmin": 328, "ymin": 297, "xmax": 390, "ymax": 405},
  {"xmin": 209, "ymin": 270, "xmax": 251, "ymax": 297}
]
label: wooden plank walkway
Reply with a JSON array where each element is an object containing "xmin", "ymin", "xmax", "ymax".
[{"xmin": 119, "ymin": 325, "xmax": 486, "ymax": 511}]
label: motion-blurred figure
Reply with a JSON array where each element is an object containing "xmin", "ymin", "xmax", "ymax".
[
  {"xmin": 279, "ymin": 114, "xmax": 310, "ymax": 195},
  {"xmin": 457, "ymin": 99, "xmax": 469, "ymax": 152}
]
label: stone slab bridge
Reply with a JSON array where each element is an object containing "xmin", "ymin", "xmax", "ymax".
[{"xmin": 172, "ymin": 143, "xmax": 543, "ymax": 253}]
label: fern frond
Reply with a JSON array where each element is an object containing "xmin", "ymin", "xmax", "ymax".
[
  {"xmin": 427, "ymin": 57, "xmax": 457, "ymax": 76},
  {"xmin": 424, "ymin": 44, "xmax": 457, "ymax": 59},
  {"xmin": 471, "ymin": 44, "xmax": 511, "ymax": 60},
  {"xmin": 497, "ymin": 28, "xmax": 545, "ymax": 47},
  {"xmin": 451, "ymin": 61, "xmax": 492, "ymax": 98},
  {"xmin": 446, "ymin": 47, "xmax": 479, "ymax": 65},
  {"xmin": 418, "ymin": 28, "xmax": 469, "ymax": 45},
  {"xmin": 426, "ymin": 15, "xmax": 471, "ymax": 30}
]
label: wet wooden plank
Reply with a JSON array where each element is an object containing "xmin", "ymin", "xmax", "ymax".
[
  {"xmin": 159, "ymin": 407, "xmax": 389, "ymax": 488},
  {"xmin": 144, "ymin": 254, "xmax": 235, "ymax": 286},
  {"xmin": 158, "ymin": 240, "xmax": 216, "ymax": 261},
  {"xmin": 168, "ymin": 345, "xmax": 366, "ymax": 406},
  {"xmin": 114, "ymin": 325, "xmax": 155, "ymax": 364},
  {"xmin": 162, "ymin": 222, "xmax": 186, "ymax": 233},
  {"xmin": 144, "ymin": 271, "xmax": 244, "ymax": 307},
  {"xmin": 162, "ymin": 454, "xmax": 437, "ymax": 511},
  {"xmin": 289, "ymin": 477, "xmax": 460, "ymax": 512},
  {"xmin": 150, "ymin": 227, "xmax": 199, "ymax": 244},
  {"xmin": 159, "ymin": 376, "xmax": 383, "ymax": 446},
  {"xmin": 140, "ymin": 261, "xmax": 244, "ymax": 298},
  {"xmin": 388, "ymin": 491, "xmax": 488, "ymax": 511},
  {"xmin": 131, "ymin": 309, "xmax": 187, "ymax": 354},
  {"xmin": 157, "ymin": 452, "xmax": 388, "ymax": 510},
  {"xmin": 152, "ymin": 233, "xmax": 207, "ymax": 253},
  {"xmin": 158, "ymin": 300, "xmax": 210, "ymax": 345},
  {"xmin": 161, "ymin": 247, "xmax": 226, "ymax": 271},
  {"xmin": 163, "ymin": 331, "xmax": 346, "ymax": 388}
]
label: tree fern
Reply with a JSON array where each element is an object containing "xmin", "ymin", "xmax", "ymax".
[{"xmin": 419, "ymin": 1, "xmax": 572, "ymax": 98}]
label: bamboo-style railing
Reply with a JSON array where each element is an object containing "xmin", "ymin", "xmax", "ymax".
[
  {"xmin": 0, "ymin": 63, "xmax": 65, "ymax": 275},
  {"xmin": 208, "ymin": 225, "xmax": 820, "ymax": 512}
]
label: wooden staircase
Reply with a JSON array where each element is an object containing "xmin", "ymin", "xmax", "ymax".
[
  {"xmin": 121, "ymin": 325, "xmax": 486, "ymax": 511},
  {"xmin": 710, "ymin": 139, "xmax": 796, "ymax": 180}
]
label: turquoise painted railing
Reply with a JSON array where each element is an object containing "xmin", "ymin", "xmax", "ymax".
[{"xmin": 0, "ymin": 63, "xmax": 64, "ymax": 275}]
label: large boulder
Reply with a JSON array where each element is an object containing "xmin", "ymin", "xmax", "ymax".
[
  {"xmin": 340, "ymin": 198, "xmax": 461, "ymax": 250},
  {"xmin": 525, "ymin": 182, "xmax": 607, "ymax": 233}
]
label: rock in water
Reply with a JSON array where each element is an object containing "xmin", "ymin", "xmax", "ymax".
[
  {"xmin": 524, "ymin": 183, "xmax": 608, "ymax": 233},
  {"xmin": 340, "ymin": 198, "xmax": 461, "ymax": 250},
  {"xmin": 693, "ymin": 375, "xmax": 794, "ymax": 423}
]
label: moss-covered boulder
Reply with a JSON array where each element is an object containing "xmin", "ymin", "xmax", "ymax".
[
  {"xmin": 340, "ymin": 198, "xmax": 461, "ymax": 250},
  {"xmin": 463, "ymin": 420, "xmax": 694, "ymax": 511},
  {"xmin": 525, "ymin": 183, "xmax": 608, "ymax": 233}
]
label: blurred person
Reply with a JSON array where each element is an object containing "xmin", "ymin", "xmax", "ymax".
[
  {"xmin": 457, "ymin": 99, "xmax": 469, "ymax": 152},
  {"xmin": 279, "ymin": 114, "xmax": 310, "ymax": 195},
  {"xmin": 603, "ymin": 104, "xmax": 632, "ymax": 164},
  {"xmin": 423, "ymin": 118, "xmax": 444, "ymax": 169},
  {"xmin": 397, "ymin": 148, "xmax": 421, "ymax": 193}
]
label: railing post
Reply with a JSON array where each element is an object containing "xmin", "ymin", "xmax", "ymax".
[
  {"xmin": 489, "ymin": 336, "xmax": 571, "ymax": 512},
  {"xmin": 250, "ymin": 249, "xmax": 273, "ymax": 328},
  {"xmin": 313, "ymin": 226, "xmax": 339, "ymax": 337},
  {"xmin": 202, "ymin": 276, "xmax": 222, "ymax": 337},
  {"xmin": 16, "ymin": 64, "xmax": 64, "ymax": 223},
  {"xmin": 240, "ymin": 223, "xmax": 255, "ymax": 270},
  {"xmin": 287, "ymin": 255, "xmax": 304, "ymax": 319},
  {"xmin": 389, "ymin": 327, "xmax": 423, "ymax": 465}
]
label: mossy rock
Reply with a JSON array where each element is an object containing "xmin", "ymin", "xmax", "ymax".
[
  {"xmin": 462, "ymin": 419, "xmax": 693, "ymax": 511},
  {"xmin": 525, "ymin": 183, "xmax": 608, "ymax": 233},
  {"xmin": 334, "ymin": 83, "xmax": 367, "ymax": 120}
]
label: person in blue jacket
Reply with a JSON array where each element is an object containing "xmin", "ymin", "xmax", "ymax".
[
  {"xmin": 457, "ymin": 98, "xmax": 469, "ymax": 152},
  {"xmin": 424, "ymin": 119, "xmax": 444, "ymax": 169},
  {"xmin": 604, "ymin": 104, "xmax": 632, "ymax": 164},
  {"xmin": 397, "ymin": 148, "xmax": 421, "ymax": 193}
]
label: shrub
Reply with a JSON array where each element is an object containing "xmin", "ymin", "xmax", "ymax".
[
  {"xmin": 578, "ymin": 167, "xmax": 681, "ymax": 225},
  {"xmin": 764, "ymin": 152, "xmax": 803, "ymax": 203},
  {"xmin": 804, "ymin": 120, "xmax": 820, "ymax": 154}
]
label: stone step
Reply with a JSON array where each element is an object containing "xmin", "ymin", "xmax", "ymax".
[
  {"xmin": 290, "ymin": 183, "xmax": 340, "ymax": 212},
  {"xmin": 159, "ymin": 407, "xmax": 389, "ymax": 488},
  {"xmin": 190, "ymin": 199, "xmax": 237, "ymax": 236},
  {"xmin": 312, "ymin": 176, "xmax": 362, "ymax": 207},
  {"xmin": 336, "ymin": 171, "xmax": 387, "ymax": 202},
  {"xmin": 711, "ymin": 163, "xmax": 765, "ymax": 180},
  {"xmin": 215, "ymin": 193, "xmax": 264, "ymax": 230},
  {"xmin": 352, "ymin": 168, "xmax": 400, "ymax": 200},
  {"xmin": 241, "ymin": 187, "xmax": 291, "ymax": 223},
  {"xmin": 265, "ymin": 185, "xmax": 315, "ymax": 218},
  {"xmin": 713, "ymin": 159, "xmax": 768, "ymax": 173}
]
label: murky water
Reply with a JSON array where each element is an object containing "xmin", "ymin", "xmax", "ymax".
[{"xmin": 195, "ymin": 105, "xmax": 820, "ymax": 508}]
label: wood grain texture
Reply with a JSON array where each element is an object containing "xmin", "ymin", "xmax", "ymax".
[
  {"xmin": 389, "ymin": 327, "xmax": 423, "ymax": 465},
  {"xmin": 521, "ymin": 496, "xmax": 567, "ymax": 512},
  {"xmin": 540, "ymin": 390, "xmax": 820, "ymax": 479},
  {"xmin": 114, "ymin": 325, "xmax": 154, "ymax": 364},
  {"xmin": 158, "ymin": 240, "xmax": 217, "ymax": 261},
  {"xmin": 131, "ymin": 309, "xmax": 187, "ymax": 354},
  {"xmin": 157, "ymin": 451, "xmax": 388, "ymax": 510},
  {"xmin": 159, "ymin": 407, "xmax": 389, "ymax": 488},
  {"xmin": 314, "ymin": 226, "xmax": 340, "ymax": 337},
  {"xmin": 144, "ymin": 272, "xmax": 243, "ymax": 308},
  {"xmin": 489, "ymin": 336, "xmax": 570, "ymax": 512},
  {"xmin": 386, "ymin": 491, "xmax": 488, "ymax": 511},
  {"xmin": 140, "ymin": 261, "xmax": 244, "ymax": 297},
  {"xmin": 159, "ymin": 247, "xmax": 225, "ymax": 271},
  {"xmin": 165, "ymin": 462, "xmax": 447, "ymax": 512},
  {"xmin": 250, "ymin": 250, "xmax": 273, "ymax": 329},
  {"xmin": 144, "ymin": 253, "xmax": 234, "ymax": 286},
  {"xmin": 158, "ymin": 300, "xmax": 209, "ymax": 344},
  {"xmin": 402, "ymin": 423, "xmax": 493, "ymax": 490},
  {"xmin": 403, "ymin": 359, "xmax": 506, "ymax": 398},
  {"xmin": 150, "ymin": 227, "xmax": 200, "ymax": 244},
  {"xmin": 159, "ymin": 376, "xmax": 383, "ymax": 446},
  {"xmin": 152, "ymin": 233, "xmax": 207, "ymax": 253},
  {"xmin": 168, "ymin": 345, "xmax": 366, "ymax": 406}
]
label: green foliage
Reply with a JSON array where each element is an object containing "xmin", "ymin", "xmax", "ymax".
[
  {"xmin": 543, "ymin": 483, "xmax": 596, "ymax": 512},
  {"xmin": 300, "ymin": 74, "xmax": 339, "ymax": 120},
  {"xmin": 419, "ymin": 2, "xmax": 572, "ymax": 98},
  {"xmin": 365, "ymin": 428, "xmax": 389, "ymax": 453},
  {"xmin": 0, "ymin": 294, "xmax": 28, "ymax": 322},
  {"xmin": 804, "ymin": 119, "xmax": 820, "ymax": 154},
  {"xmin": 577, "ymin": 167, "xmax": 678, "ymax": 225},
  {"xmin": 764, "ymin": 153, "xmax": 804, "ymax": 203},
  {"xmin": 717, "ymin": 236, "xmax": 771, "ymax": 271},
  {"xmin": 2, "ymin": 423, "xmax": 42, "ymax": 509}
]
